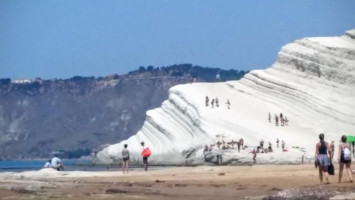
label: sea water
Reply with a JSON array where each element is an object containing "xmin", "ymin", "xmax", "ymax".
[{"xmin": 0, "ymin": 160, "xmax": 167, "ymax": 172}]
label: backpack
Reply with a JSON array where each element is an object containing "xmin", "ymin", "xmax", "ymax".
[
  {"xmin": 142, "ymin": 147, "xmax": 151, "ymax": 157},
  {"xmin": 343, "ymin": 147, "xmax": 351, "ymax": 161}
]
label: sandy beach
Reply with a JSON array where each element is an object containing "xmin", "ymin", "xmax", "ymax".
[{"xmin": 1, "ymin": 163, "xmax": 355, "ymax": 200}]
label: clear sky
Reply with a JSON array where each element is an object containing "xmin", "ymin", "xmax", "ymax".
[{"xmin": 1, "ymin": 0, "xmax": 355, "ymax": 79}]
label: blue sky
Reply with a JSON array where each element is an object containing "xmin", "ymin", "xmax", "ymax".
[{"xmin": 1, "ymin": 1, "xmax": 355, "ymax": 79}]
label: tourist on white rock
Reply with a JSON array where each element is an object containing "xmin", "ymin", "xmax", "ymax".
[
  {"xmin": 211, "ymin": 99, "xmax": 215, "ymax": 108},
  {"xmin": 268, "ymin": 112, "xmax": 271, "ymax": 123},
  {"xmin": 205, "ymin": 96, "xmax": 209, "ymax": 107},
  {"xmin": 268, "ymin": 142, "xmax": 273, "ymax": 152},
  {"xmin": 276, "ymin": 138, "xmax": 279, "ymax": 148},
  {"xmin": 338, "ymin": 135, "xmax": 353, "ymax": 183},
  {"xmin": 51, "ymin": 156, "xmax": 64, "ymax": 171},
  {"xmin": 281, "ymin": 140, "xmax": 285, "ymax": 151},
  {"xmin": 203, "ymin": 145, "xmax": 212, "ymax": 162},
  {"xmin": 226, "ymin": 99, "xmax": 230, "ymax": 109},
  {"xmin": 315, "ymin": 133, "xmax": 331, "ymax": 184},
  {"xmin": 284, "ymin": 116, "xmax": 289, "ymax": 126},
  {"xmin": 237, "ymin": 141, "xmax": 241, "ymax": 152},
  {"xmin": 121, "ymin": 144, "xmax": 130, "ymax": 174},
  {"xmin": 240, "ymin": 138, "xmax": 244, "ymax": 149},
  {"xmin": 280, "ymin": 113, "xmax": 284, "ymax": 126},
  {"xmin": 215, "ymin": 97, "xmax": 219, "ymax": 107},
  {"xmin": 222, "ymin": 140, "xmax": 227, "ymax": 150},
  {"xmin": 260, "ymin": 139, "xmax": 264, "ymax": 148},
  {"xmin": 275, "ymin": 115, "xmax": 279, "ymax": 126}
]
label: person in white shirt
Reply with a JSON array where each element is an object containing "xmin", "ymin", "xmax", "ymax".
[
  {"xmin": 51, "ymin": 157, "xmax": 64, "ymax": 171},
  {"xmin": 43, "ymin": 159, "xmax": 51, "ymax": 168}
]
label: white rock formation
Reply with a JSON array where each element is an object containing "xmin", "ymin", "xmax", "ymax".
[{"xmin": 94, "ymin": 29, "xmax": 355, "ymax": 165}]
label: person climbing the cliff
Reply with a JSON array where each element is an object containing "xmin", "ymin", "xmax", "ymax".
[
  {"xmin": 275, "ymin": 115, "xmax": 279, "ymax": 126},
  {"xmin": 215, "ymin": 97, "xmax": 219, "ymax": 107},
  {"xmin": 141, "ymin": 142, "xmax": 151, "ymax": 171},
  {"xmin": 315, "ymin": 133, "xmax": 331, "ymax": 184},
  {"xmin": 226, "ymin": 99, "xmax": 230, "ymax": 109},
  {"xmin": 122, "ymin": 144, "xmax": 130, "ymax": 173},
  {"xmin": 284, "ymin": 116, "xmax": 289, "ymax": 126},
  {"xmin": 205, "ymin": 96, "xmax": 209, "ymax": 107},
  {"xmin": 280, "ymin": 113, "xmax": 284, "ymax": 126},
  {"xmin": 276, "ymin": 138, "xmax": 279, "ymax": 148},
  {"xmin": 268, "ymin": 112, "xmax": 271, "ymax": 123}
]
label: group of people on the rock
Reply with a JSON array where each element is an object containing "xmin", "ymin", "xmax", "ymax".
[
  {"xmin": 268, "ymin": 112, "xmax": 289, "ymax": 126},
  {"xmin": 205, "ymin": 96, "xmax": 231, "ymax": 109},
  {"xmin": 214, "ymin": 138, "xmax": 245, "ymax": 151},
  {"xmin": 254, "ymin": 138, "xmax": 286, "ymax": 154}
]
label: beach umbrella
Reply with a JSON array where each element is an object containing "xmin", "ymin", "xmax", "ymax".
[{"xmin": 347, "ymin": 135, "xmax": 355, "ymax": 142}]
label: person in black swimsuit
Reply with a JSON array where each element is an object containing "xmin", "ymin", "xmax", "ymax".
[{"xmin": 315, "ymin": 133, "xmax": 331, "ymax": 184}]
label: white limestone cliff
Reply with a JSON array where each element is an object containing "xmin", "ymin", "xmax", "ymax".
[{"xmin": 94, "ymin": 29, "xmax": 355, "ymax": 165}]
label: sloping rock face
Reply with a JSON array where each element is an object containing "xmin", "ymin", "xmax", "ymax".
[
  {"xmin": 94, "ymin": 30, "xmax": 355, "ymax": 165},
  {"xmin": 0, "ymin": 65, "xmax": 246, "ymax": 159}
]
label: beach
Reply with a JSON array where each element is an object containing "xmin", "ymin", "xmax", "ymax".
[{"xmin": 1, "ymin": 163, "xmax": 355, "ymax": 200}]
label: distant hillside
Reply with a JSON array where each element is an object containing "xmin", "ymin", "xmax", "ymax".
[{"xmin": 0, "ymin": 64, "xmax": 247, "ymax": 159}]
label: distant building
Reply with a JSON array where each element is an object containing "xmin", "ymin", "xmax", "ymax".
[{"xmin": 12, "ymin": 79, "xmax": 32, "ymax": 84}]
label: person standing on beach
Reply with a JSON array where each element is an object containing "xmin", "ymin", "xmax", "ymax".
[
  {"xmin": 338, "ymin": 135, "xmax": 353, "ymax": 183},
  {"xmin": 252, "ymin": 148, "xmax": 257, "ymax": 164},
  {"xmin": 121, "ymin": 144, "xmax": 130, "ymax": 173},
  {"xmin": 315, "ymin": 133, "xmax": 331, "ymax": 184},
  {"xmin": 141, "ymin": 142, "xmax": 150, "ymax": 171}
]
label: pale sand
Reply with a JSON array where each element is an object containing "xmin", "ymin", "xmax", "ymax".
[{"xmin": 0, "ymin": 164, "xmax": 354, "ymax": 200}]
